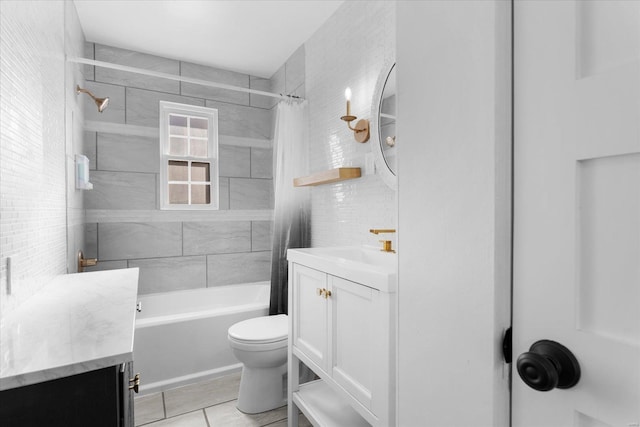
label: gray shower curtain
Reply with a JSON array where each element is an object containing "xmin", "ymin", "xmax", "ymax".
[{"xmin": 269, "ymin": 101, "xmax": 310, "ymax": 315}]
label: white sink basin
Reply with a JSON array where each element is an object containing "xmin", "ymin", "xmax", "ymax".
[{"xmin": 287, "ymin": 246, "xmax": 397, "ymax": 292}]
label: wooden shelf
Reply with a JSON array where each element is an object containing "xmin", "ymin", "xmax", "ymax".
[
  {"xmin": 293, "ymin": 167, "xmax": 361, "ymax": 187},
  {"xmin": 292, "ymin": 380, "xmax": 370, "ymax": 427}
]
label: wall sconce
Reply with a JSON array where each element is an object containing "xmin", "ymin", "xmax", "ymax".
[
  {"xmin": 340, "ymin": 87, "xmax": 369, "ymax": 143},
  {"xmin": 77, "ymin": 85, "xmax": 109, "ymax": 113}
]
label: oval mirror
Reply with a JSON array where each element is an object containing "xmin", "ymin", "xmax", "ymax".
[{"xmin": 371, "ymin": 61, "xmax": 397, "ymax": 190}]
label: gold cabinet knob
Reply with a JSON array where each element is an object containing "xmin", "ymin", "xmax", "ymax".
[{"xmin": 316, "ymin": 288, "xmax": 332, "ymax": 298}]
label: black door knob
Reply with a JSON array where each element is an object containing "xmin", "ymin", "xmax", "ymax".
[{"xmin": 516, "ymin": 340, "xmax": 580, "ymax": 391}]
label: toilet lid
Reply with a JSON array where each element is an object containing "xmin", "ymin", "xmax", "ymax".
[{"xmin": 228, "ymin": 314, "xmax": 288, "ymax": 344}]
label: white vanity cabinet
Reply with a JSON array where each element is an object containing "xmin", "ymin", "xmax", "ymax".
[{"xmin": 287, "ymin": 250, "xmax": 396, "ymax": 427}]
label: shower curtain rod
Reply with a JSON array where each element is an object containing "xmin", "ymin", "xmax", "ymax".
[{"xmin": 67, "ymin": 57, "xmax": 304, "ymax": 101}]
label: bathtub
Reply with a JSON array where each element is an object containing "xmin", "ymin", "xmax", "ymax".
[{"xmin": 134, "ymin": 282, "xmax": 270, "ymax": 394}]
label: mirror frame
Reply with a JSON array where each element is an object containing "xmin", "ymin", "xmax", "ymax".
[{"xmin": 370, "ymin": 59, "xmax": 397, "ymax": 190}]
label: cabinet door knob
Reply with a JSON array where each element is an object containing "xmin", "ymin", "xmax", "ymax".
[
  {"xmin": 129, "ymin": 373, "xmax": 140, "ymax": 393},
  {"xmin": 315, "ymin": 288, "xmax": 332, "ymax": 298}
]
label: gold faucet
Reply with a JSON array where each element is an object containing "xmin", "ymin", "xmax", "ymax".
[
  {"xmin": 78, "ymin": 251, "xmax": 98, "ymax": 273},
  {"xmin": 369, "ymin": 229, "xmax": 396, "ymax": 253}
]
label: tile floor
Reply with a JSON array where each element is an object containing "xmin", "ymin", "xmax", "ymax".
[{"xmin": 134, "ymin": 372, "xmax": 312, "ymax": 427}]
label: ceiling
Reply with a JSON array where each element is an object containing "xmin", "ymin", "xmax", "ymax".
[{"xmin": 73, "ymin": 0, "xmax": 344, "ymax": 78}]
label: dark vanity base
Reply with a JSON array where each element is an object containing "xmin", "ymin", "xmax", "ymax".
[{"xmin": 0, "ymin": 363, "xmax": 133, "ymax": 427}]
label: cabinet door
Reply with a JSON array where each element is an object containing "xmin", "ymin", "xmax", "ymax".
[
  {"xmin": 291, "ymin": 264, "xmax": 328, "ymax": 371},
  {"xmin": 119, "ymin": 362, "xmax": 135, "ymax": 427},
  {"xmin": 0, "ymin": 366, "xmax": 120, "ymax": 427},
  {"xmin": 329, "ymin": 276, "xmax": 377, "ymax": 410}
]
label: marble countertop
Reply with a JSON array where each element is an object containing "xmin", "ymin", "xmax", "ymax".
[{"xmin": 0, "ymin": 268, "xmax": 139, "ymax": 391}]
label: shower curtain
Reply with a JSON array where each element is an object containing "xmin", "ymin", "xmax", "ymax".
[{"xmin": 269, "ymin": 100, "xmax": 311, "ymax": 315}]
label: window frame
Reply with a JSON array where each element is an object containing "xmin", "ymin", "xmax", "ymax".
[{"xmin": 159, "ymin": 101, "xmax": 219, "ymax": 210}]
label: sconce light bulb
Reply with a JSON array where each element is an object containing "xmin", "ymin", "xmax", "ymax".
[{"xmin": 345, "ymin": 87, "xmax": 352, "ymax": 101}]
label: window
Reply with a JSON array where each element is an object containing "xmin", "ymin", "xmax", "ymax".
[{"xmin": 159, "ymin": 102, "xmax": 218, "ymax": 210}]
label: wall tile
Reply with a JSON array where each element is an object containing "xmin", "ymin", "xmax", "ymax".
[
  {"xmin": 250, "ymin": 75, "xmax": 277, "ymax": 109},
  {"xmin": 252, "ymin": 221, "xmax": 273, "ymax": 252},
  {"xmin": 270, "ymin": 64, "xmax": 286, "ymax": 97},
  {"xmin": 126, "ymin": 87, "xmax": 204, "ymax": 127},
  {"xmin": 83, "ymin": 41, "xmax": 95, "ymax": 81},
  {"xmin": 84, "ymin": 260, "xmax": 128, "ymax": 273},
  {"xmin": 229, "ymin": 178, "xmax": 273, "ymax": 209},
  {"xmin": 95, "ymin": 44, "xmax": 180, "ymax": 94},
  {"xmin": 181, "ymin": 61, "xmax": 249, "ymax": 106},
  {"xmin": 219, "ymin": 177, "xmax": 230, "ymax": 210},
  {"xmin": 98, "ymin": 222, "xmax": 182, "ymax": 261},
  {"xmin": 249, "ymin": 76, "xmax": 284, "ymax": 110},
  {"xmin": 82, "ymin": 81, "xmax": 125, "ymax": 124},
  {"xmin": 1, "ymin": 0, "xmax": 67, "ymax": 314},
  {"xmin": 290, "ymin": 82, "xmax": 306, "ymax": 100},
  {"xmin": 66, "ymin": 221, "xmax": 85, "ymax": 274},
  {"xmin": 205, "ymin": 100, "xmax": 272, "ymax": 140},
  {"xmin": 84, "ymin": 131, "xmax": 97, "ymax": 170},
  {"xmin": 207, "ymin": 251, "xmax": 271, "ymax": 286},
  {"xmin": 85, "ymin": 171, "xmax": 156, "ymax": 210},
  {"xmin": 97, "ymin": 133, "xmax": 159, "ymax": 173},
  {"xmin": 183, "ymin": 222, "xmax": 251, "ymax": 256},
  {"xmin": 285, "ymin": 45, "xmax": 305, "ymax": 94},
  {"xmin": 250, "ymin": 147, "xmax": 273, "ymax": 178},
  {"xmin": 129, "ymin": 256, "xmax": 206, "ymax": 294},
  {"xmin": 85, "ymin": 223, "xmax": 98, "ymax": 259},
  {"xmin": 68, "ymin": 1, "xmax": 90, "ymax": 276},
  {"xmin": 306, "ymin": 1, "xmax": 397, "ymax": 247},
  {"xmin": 219, "ymin": 145, "xmax": 251, "ymax": 178}
]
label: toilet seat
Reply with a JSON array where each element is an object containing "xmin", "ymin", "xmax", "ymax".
[{"xmin": 228, "ymin": 314, "xmax": 288, "ymax": 344}]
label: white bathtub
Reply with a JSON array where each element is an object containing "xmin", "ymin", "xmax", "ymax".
[{"xmin": 134, "ymin": 282, "xmax": 270, "ymax": 394}]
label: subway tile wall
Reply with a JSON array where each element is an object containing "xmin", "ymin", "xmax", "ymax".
[
  {"xmin": 0, "ymin": 1, "xmax": 79, "ymax": 315},
  {"xmin": 83, "ymin": 43, "xmax": 305, "ymax": 294},
  {"xmin": 305, "ymin": 2, "xmax": 397, "ymax": 248}
]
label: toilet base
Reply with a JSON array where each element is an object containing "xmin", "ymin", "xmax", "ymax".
[{"xmin": 236, "ymin": 364, "xmax": 287, "ymax": 414}]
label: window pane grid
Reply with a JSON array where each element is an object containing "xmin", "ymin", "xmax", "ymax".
[
  {"xmin": 168, "ymin": 113, "xmax": 210, "ymax": 158},
  {"xmin": 161, "ymin": 102, "xmax": 218, "ymax": 210},
  {"xmin": 166, "ymin": 160, "xmax": 213, "ymax": 206}
]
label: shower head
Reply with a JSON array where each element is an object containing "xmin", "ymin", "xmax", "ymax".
[{"xmin": 76, "ymin": 85, "xmax": 109, "ymax": 113}]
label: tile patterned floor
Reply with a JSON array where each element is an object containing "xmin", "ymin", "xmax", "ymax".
[{"xmin": 134, "ymin": 372, "xmax": 312, "ymax": 427}]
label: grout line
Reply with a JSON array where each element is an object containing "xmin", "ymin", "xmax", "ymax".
[
  {"xmin": 202, "ymin": 408, "xmax": 211, "ymax": 427},
  {"xmin": 124, "ymin": 83, "xmax": 127, "ymax": 124},
  {"xmin": 95, "ymin": 223, "xmax": 99, "ymax": 261},
  {"xmin": 162, "ymin": 392, "xmax": 167, "ymax": 420},
  {"xmin": 205, "ymin": 254, "xmax": 209, "ymax": 288}
]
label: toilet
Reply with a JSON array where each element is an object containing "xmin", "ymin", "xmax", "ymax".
[{"xmin": 227, "ymin": 314, "xmax": 288, "ymax": 414}]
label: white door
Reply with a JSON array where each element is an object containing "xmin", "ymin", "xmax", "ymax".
[{"xmin": 513, "ymin": 1, "xmax": 640, "ymax": 426}]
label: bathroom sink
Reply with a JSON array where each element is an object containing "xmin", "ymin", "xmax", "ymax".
[
  {"xmin": 287, "ymin": 246, "xmax": 397, "ymax": 292},
  {"xmin": 309, "ymin": 246, "xmax": 396, "ymax": 269}
]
